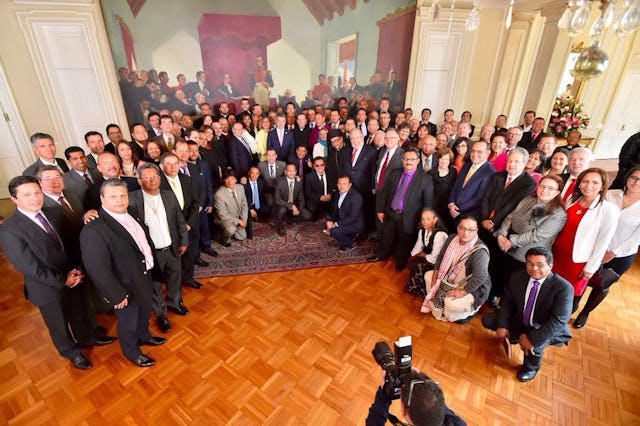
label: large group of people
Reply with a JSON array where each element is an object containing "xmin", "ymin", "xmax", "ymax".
[{"xmin": 1, "ymin": 85, "xmax": 639, "ymax": 400}]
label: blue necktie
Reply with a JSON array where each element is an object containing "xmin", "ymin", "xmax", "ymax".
[{"xmin": 252, "ymin": 181, "xmax": 260, "ymax": 209}]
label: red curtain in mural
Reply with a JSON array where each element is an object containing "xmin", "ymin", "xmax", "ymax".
[
  {"xmin": 375, "ymin": 8, "xmax": 415, "ymax": 91},
  {"xmin": 117, "ymin": 16, "xmax": 138, "ymax": 71},
  {"xmin": 198, "ymin": 14, "xmax": 282, "ymax": 96}
]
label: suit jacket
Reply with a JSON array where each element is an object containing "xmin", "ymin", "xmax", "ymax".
[
  {"xmin": 129, "ymin": 189, "xmax": 188, "ymax": 256},
  {"xmin": 183, "ymin": 81, "xmax": 213, "ymax": 100},
  {"xmin": 86, "ymin": 144, "xmax": 115, "ymax": 169},
  {"xmin": 326, "ymin": 144, "xmax": 352, "ymax": 192},
  {"xmin": 243, "ymin": 177, "xmax": 266, "ymax": 211},
  {"xmin": 480, "ymin": 172, "xmax": 537, "ymax": 228},
  {"xmin": 520, "ymin": 131, "xmax": 543, "ymax": 152},
  {"xmin": 331, "ymin": 188, "xmax": 364, "ymax": 232},
  {"xmin": 192, "ymin": 159, "xmax": 214, "ymax": 207},
  {"xmin": 497, "ymin": 270, "xmax": 573, "ymax": 349},
  {"xmin": 274, "ymin": 176, "xmax": 305, "ymax": 210},
  {"xmin": 84, "ymin": 176, "xmax": 140, "ymax": 211},
  {"xmin": 448, "ymin": 161, "xmax": 496, "ymax": 219},
  {"xmin": 80, "ymin": 207, "xmax": 155, "ymax": 307},
  {"xmin": 267, "ymin": 128, "xmax": 295, "ymax": 163},
  {"xmin": 376, "ymin": 169, "xmax": 435, "ymax": 234},
  {"xmin": 227, "ymin": 135, "xmax": 253, "ymax": 178},
  {"xmin": 160, "ymin": 173, "xmax": 200, "ymax": 229},
  {"xmin": 199, "ymin": 146, "xmax": 224, "ymax": 189},
  {"xmin": 0, "ymin": 207, "xmax": 76, "ymax": 306},
  {"xmin": 216, "ymin": 83, "xmax": 241, "ymax": 98},
  {"xmin": 345, "ymin": 144, "xmax": 377, "ymax": 195},
  {"xmin": 23, "ymin": 158, "xmax": 69, "ymax": 176},
  {"xmin": 293, "ymin": 126, "xmax": 311, "ymax": 148},
  {"xmin": 304, "ymin": 171, "xmax": 329, "ymax": 211},
  {"xmin": 130, "ymin": 140, "xmax": 146, "ymax": 161},
  {"xmin": 42, "ymin": 189, "xmax": 85, "ymax": 237},
  {"xmin": 214, "ymin": 184, "xmax": 248, "ymax": 224},
  {"xmin": 63, "ymin": 168, "xmax": 101, "ymax": 203},
  {"xmin": 152, "ymin": 134, "xmax": 185, "ymax": 152},
  {"xmin": 258, "ymin": 160, "xmax": 286, "ymax": 191},
  {"xmin": 421, "ymin": 121, "xmax": 437, "ymax": 137},
  {"xmin": 374, "ymin": 147, "xmax": 404, "ymax": 190},
  {"xmin": 419, "ymin": 151, "xmax": 437, "ymax": 173}
]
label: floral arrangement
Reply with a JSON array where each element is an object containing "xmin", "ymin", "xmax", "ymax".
[{"xmin": 548, "ymin": 96, "xmax": 590, "ymax": 138}]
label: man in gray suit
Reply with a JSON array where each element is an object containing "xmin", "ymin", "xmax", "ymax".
[
  {"xmin": 130, "ymin": 163, "xmax": 189, "ymax": 334},
  {"xmin": 273, "ymin": 163, "xmax": 312, "ymax": 236},
  {"xmin": 257, "ymin": 148, "xmax": 286, "ymax": 207},
  {"xmin": 63, "ymin": 146, "xmax": 101, "ymax": 205},
  {"xmin": 22, "ymin": 133, "xmax": 69, "ymax": 176},
  {"xmin": 214, "ymin": 169, "xmax": 249, "ymax": 245}
]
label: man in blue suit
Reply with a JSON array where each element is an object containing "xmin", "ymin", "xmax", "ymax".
[
  {"xmin": 448, "ymin": 140, "xmax": 495, "ymax": 222},
  {"xmin": 227, "ymin": 122, "xmax": 254, "ymax": 178},
  {"xmin": 325, "ymin": 175, "xmax": 364, "ymax": 252},
  {"xmin": 266, "ymin": 113, "xmax": 295, "ymax": 163}
]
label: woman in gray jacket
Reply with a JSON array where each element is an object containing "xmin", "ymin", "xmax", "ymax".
[{"xmin": 491, "ymin": 174, "xmax": 568, "ymax": 308}]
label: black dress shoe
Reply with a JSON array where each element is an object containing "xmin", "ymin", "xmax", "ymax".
[
  {"xmin": 395, "ymin": 262, "xmax": 406, "ymax": 272},
  {"xmin": 202, "ymin": 248, "xmax": 219, "ymax": 257},
  {"xmin": 95, "ymin": 325, "xmax": 108, "ymax": 335},
  {"xmin": 157, "ymin": 315, "xmax": 171, "ymax": 333},
  {"xmin": 93, "ymin": 335, "xmax": 118, "ymax": 346},
  {"xmin": 220, "ymin": 240, "xmax": 231, "ymax": 247},
  {"xmin": 517, "ymin": 368, "xmax": 538, "ymax": 382},
  {"xmin": 183, "ymin": 280, "xmax": 203, "ymax": 289},
  {"xmin": 195, "ymin": 258, "xmax": 210, "ymax": 267},
  {"xmin": 71, "ymin": 354, "xmax": 92, "ymax": 370},
  {"xmin": 573, "ymin": 312, "xmax": 588, "ymax": 328},
  {"xmin": 132, "ymin": 354, "xmax": 156, "ymax": 367},
  {"xmin": 367, "ymin": 256, "xmax": 381, "ymax": 262},
  {"xmin": 454, "ymin": 314, "xmax": 475, "ymax": 324},
  {"xmin": 139, "ymin": 336, "xmax": 167, "ymax": 346},
  {"xmin": 168, "ymin": 305, "xmax": 190, "ymax": 316}
]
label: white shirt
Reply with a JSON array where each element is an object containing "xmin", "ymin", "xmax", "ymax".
[
  {"xmin": 410, "ymin": 230, "xmax": 448, "ymax": 264},
  {"xmin": 606, "ymin": 190, "xmax": 640, "ymax": 257},
  {"xmin": 102, "ymin": 206, "xmax": 154, "ymax": 270},
  {"xmin": 337, "ymin": 191, "xmax": 347, "ymax": 209},
  {"xmin": 142, "ymin": 191, "xmax": 172, "ymax": 249},
  {"xmin": 376, "ymin": 147, "xmax": 397, "ymax": 182}
]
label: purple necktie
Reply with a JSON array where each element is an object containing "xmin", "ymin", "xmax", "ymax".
[
  {"xmin": 82, "ymin": 173, "xmax": 93, "ymax": 186},
  {"xmin": 180, "ymin": 165, "xmax": 190, "ymax": 177},
  {"xmin": 35, "ymin": 212, "xmax": 62, "ymax": 247},
  {"xmin": 523, "ymin": 280, "xmax": 540, "ymax": 326},
  {"xmin": 390, "ymin": 173, "xmax": 410, "ymax": 212}
]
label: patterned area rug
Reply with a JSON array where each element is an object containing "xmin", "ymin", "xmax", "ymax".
[{"xmin": 194, "ymin": 220, "xmax": 376, "ymax": 277}]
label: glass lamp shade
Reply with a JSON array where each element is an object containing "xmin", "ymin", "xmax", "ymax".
[{"xmin": 570, "ymin": 41, "xmax": 609, "ymax": 79}]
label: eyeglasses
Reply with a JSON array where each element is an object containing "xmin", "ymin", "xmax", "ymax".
[
  {"xmin": 538, "ymin": 184, "xmax": 559, "ymax": 191},
  {"xmin": 457, "ymin": 226, "xmax": 477, "ymax": 233},
  {"xmin": 526, "ymin": 261, "xmax": 549, "ymax": 269},
  {"xmin": 406, "ymin": 379, "xmax": 439, "ymax": 408},
  {"xmin": 140, "ymin": 175, "xmax": 160, "ymax": 180},
  {"xmin": 628, "ymin": 175, "xmax": 640, "ymax": 183},
  {"xmin": 402, "ymin": 157, "xmax": 419, "ymax": 162},
  {"xmin": 40, "ymin": 176, "xmax": 63, "ymax": 181}
]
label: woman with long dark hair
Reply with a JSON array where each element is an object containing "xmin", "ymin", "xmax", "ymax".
[
  {"xmin": 451, "ymin": 137, "xmax": 470, "ymax": 173},
  {"xmin": 573, "ymin": 166, "xmax": 640, "ymax": 328}
]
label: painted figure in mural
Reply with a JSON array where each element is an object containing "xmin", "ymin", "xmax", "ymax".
[{"xmin": 249, "ymin": 56, "xmax": 274, "ymax": 112}]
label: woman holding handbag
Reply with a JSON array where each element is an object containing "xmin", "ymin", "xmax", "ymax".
[{"xmin": 573, "ymin": 166, "xmax": 640, "ymax": 328}]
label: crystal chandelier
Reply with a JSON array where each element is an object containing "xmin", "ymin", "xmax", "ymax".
[{"xmin": 558, "ymin": 0, "xmax": 640, "ymax": 78}]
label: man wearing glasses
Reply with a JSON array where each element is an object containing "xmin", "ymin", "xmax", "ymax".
[
  {"xmin": 368, "ymin": 146, "xmax": 434, "ymax": 271},
  {"xmin": 481, "ymin": 246, "xmax": 573, "ymax": 382},
  {"xmin": 366, "ymin": 370, "xmax": 466, "ymax": 425}
]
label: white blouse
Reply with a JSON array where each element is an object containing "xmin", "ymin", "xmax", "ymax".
[
  {"xmin": 606, "ymin": 190, "xmax": 640, "ymax": 257},
  {"xmin": 410, "ymin": 230, "xmax": 448, "ymax": 264}
]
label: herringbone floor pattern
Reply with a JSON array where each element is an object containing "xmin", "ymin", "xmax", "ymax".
[{"xmin": 0, "ymin": 250, "xmax": 638, "ymax": 425}]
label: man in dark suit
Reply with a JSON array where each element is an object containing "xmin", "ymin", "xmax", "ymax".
[
  {"xmin": 227, "ymin": 122, "xmax": 254, "ymax": 178},
  {"xmin": 182, "ymin": 71, "xmax": 212, "ymax": 101},
  {"xmin": 80, "ymin": 179, "xmax": 166, "ymax": 368},
  {"xmin": 0, "ymin": 176, "xmax": 114, "ymax": 370},
  {"xmin": 159, "ymin": 153, "xmax": 203, "ymax": 289},
  {"xmin": 84, "ymin": 152, "xmax": 140, "ymax": 211},
  {"xmin": 267, "ymin": 113, "xmax": 295, "ymax": 163},
  {"xmin": 152, "ymin": 115, "xmax": 184, "ymax": 152},
  {"xmin": 368, "ymin": 148, "xmax": 435, "ymax": 270},
  {"xmin": 346, "ymin": 128, "xmax": 377, "ymax": 233},
  {"xmin": 258, "ymin": 148, "xmax": 286, "ymax": 207},
  {"xmin": 243, "ymin": 166, "xmax": 270, "ymax": 239},
  {"xmin": 293, "ymin": 112, "xmax": 311, "ymax": 148},
  {"xmin": 130, "ymin": 163, "xmax": 189, "ymax": 334},
  {"xmin": 292, "ymin": 145, "xmax": 313, "ymax": 179},
  {"xmin": 482, "ymin": 247, "xmax": 573, "ymax": 382},
  {"xmin": 420, "ymin": 108, "xmax": 438, "ymax": 137},
  {"xmin": 448, "ymin": 140, "xmax": 496, "ymax": 222},
  {"xmin": 372, "ymin": 129, "xmax": 405, "ymax": 240},
  {"xmin": 216, "ymin": 73, "xmax": 241, "ymax": 98},
  {"xmin": 325, "ymin": 175, "xmax": 364, "ymax": 251},
  {"xmin": 520, "ymin": 117, "xmax": 546, "ymax": 152},
  {"xmin": 304, "ymin": 157, "xmax": 333, "ymax": 220},
  {"xmin": 23, "ymin": 133, "xmax": 69, "ymax": 176},
  {"xmin": 36, "ymin": 166, "xmax": 87, "ymax": 232},
  {"xmin": 129, "ymin": 123, "xmax": 148, "ymax": 161},
  {"xmin": 326, "ymin": 129, "xmax": 352, "ymax": 192},
  {"xmin": 84, "ymin": 131, "xmax": 115, "ymax": 169},
  {"xmin": 479, "ymin": 148, "xmax": 537, "ymax": 305},
  {"xmin": 273, "ymin": 163, "xmax": 312, "ymax": 236},
  {"xmin": 63, "ymin": 146, "xmax": 101, "ymax": 205},
  {"xmin": 418, "ymin": 135, "xmax": 438, "ymax": 173}
]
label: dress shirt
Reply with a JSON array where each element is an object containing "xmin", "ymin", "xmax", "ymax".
[
  {"xmin": 250, "ymin": 180, "xmax": 260, "ymax": 209},
  {"xmin": 286, "ymin": 178, "xmax": 296, "ymax": 204},
  {"xmin": 390, "ymin": 169, "xmax": 417, "ymax": 212},
  {"xmin": 103, "ymin": 207, "xmax": 154, "ymax": 270},
  {"xmin": 351, "ymin": 146, "xmax": 362, "ymax": 166},
  {"xmin": 316, "ymin": 172, "xmax": 327, "ymax": 195},
  {"xmin": 523, "ymin": 276, "xmax": 547, "ymax": 326},
  {"xmin": 376, "ymin": 147, "xmax": 398, "ymax": 183},
  {"xmin": 165, "ymin": 174, "xmax": 185, "ymax": 209},
  {"xmin": 337, "ymin": 191, "xmax": 347, "ymax": 209},
  {"xmin": 142, "ymin": 192, "xmax": 172, "ymax": 249},
  {"xmin": 18, "ymin": 208, "xmax": 52, "ymax": 234}
]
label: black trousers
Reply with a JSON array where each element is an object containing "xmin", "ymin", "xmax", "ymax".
[
  {"xmin": 152, "ymin": 248, "xmax": 182, "ymax": 316},
  {"xmin": 114, "ymin": 295, "xmax": 153, "ymax": 361},
  {"xmin": 376, "ymin": 211, "xmax": 416, "ymax": 266},
  {"xmin": 181, "ymin": 225, "xmax": 199, "ymax": 284}
]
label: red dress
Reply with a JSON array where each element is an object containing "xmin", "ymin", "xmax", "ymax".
[{"xmin": 552, "ymin": 202, "xmax": 588, "ymax": 295}]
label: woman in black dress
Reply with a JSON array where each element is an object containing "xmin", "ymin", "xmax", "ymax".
[{"xmin": 430, "ymin": 148, "xmax": 458, "ymax": 232}]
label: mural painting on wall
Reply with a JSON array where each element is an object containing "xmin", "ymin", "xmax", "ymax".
[{"xmin": 101, "ymin": 0, "xmax": 416, "ymax": 128}]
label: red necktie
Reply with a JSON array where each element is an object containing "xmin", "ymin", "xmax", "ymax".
[
  {"xmin": 351, "ymin": 148, "xmax": 357, "ymax": 166},
  {"xmin": 377, "ymin": 151, "xmax": 390, "ymax": 189},
  {"xmin": 505, "ymin": 176, "xmax": 513, "ymax": 188}
]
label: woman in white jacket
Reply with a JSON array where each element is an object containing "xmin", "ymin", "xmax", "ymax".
[
  {"xmin": 573, "ymin": 166, "xmax": 640, "ymax": 328},
  {"xmin": 552, "ymin": 168, "xmax": 619, "ymax": 312}
]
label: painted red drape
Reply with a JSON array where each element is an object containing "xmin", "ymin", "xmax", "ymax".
[
  {"xmin": 198, "ymin": 14, "xmax": 282, "ymax": 96},
  {"xmin": 118, "ymin": 16, "xmax": 138, "ymax": 71},
  {"xmin": 375, "ymin": 8, "xmax": 415, "ymax": 92}
]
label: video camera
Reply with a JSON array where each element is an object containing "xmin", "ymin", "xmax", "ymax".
[{"xmin": 371, "ymin": 336, "xmax": 412, "ymax": 400}]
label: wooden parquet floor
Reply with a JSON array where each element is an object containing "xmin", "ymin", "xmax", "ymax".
[{"xmin": 0, "ymin": 249, "xmax": 639, "ymax": 425}]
